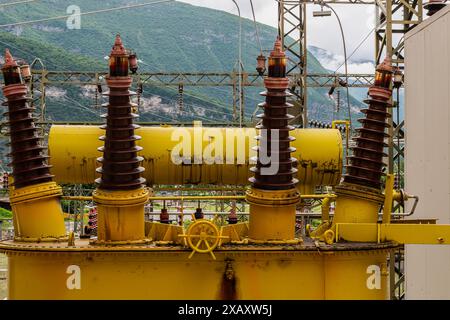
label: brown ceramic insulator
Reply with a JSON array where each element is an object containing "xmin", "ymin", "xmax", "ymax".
[
  {"xmin": 160, "ymin": 208, "xmax": 169, "ymax": 224},
  {"xmin": 249, "ymin": 90, "xmax": 298, "ymax": 190},
  {"xmin": 194, "ymin": 207, "xmax": 204, "ymax": 220},
  {"xmin": 227, "ymin": 209, "xmax": 238, "ymax": 224},
  {"xmin": 343, "ymin": 97, "xmax": 391, "ymax": 189},
  {"xmin": 2, "ymin": 87, "xmax": 53, "ymax": 189},
  {"xmin": 95, "ymin": 79, "xmax": 146, "ymax": 190},
  {"xmin": 342, "ymin": 57, "xmax": 393, "ymax": 190},
  {"xmin": 249, "ymin": 38, "xmax": 298, "ymax": 191}
]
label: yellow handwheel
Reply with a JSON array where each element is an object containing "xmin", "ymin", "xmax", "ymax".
[
  {"xmin": 323, "ymin": 229, "xmax": 335, "ymax": 245},
  {"xmin": 179, "ymin": 220, "xmax": 228, "ymax": 260}
]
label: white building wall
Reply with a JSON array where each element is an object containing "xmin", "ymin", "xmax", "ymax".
[{"xmin": 404, "ymin": 6, "xmax": 450, "ymax": 299}]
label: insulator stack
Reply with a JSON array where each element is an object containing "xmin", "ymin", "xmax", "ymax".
[
  {"xmin": 194, "ymin": 207, "xmax": 204, "ymax": 219},
  {"xmin": 249, "ymin": 37, "xmax": 298, "ymax": 190},
  {"xmin": 343, "ymin": 57, "xmax": 394, "ymax": 190},
  {"xmin": 2, "ymin": 172, "xmax": 8, "ymax": 189},
  {"xmin": 1, "ymin": 49, "xmax": 53, "ymax": 189},
  {"xmin": 227, "ymin": 209, "xmax": 238, "ymax": 224},
  {"xmin": 88, "ymin": 208, "xmax": 98, "ymax": 235},
  {"xmin": 95, "ymin": 35, "xmax": 146, "ymax": 191},
  {"xmin": 160, "ymin": 208, "xmax": 169, "ymax": 224}
]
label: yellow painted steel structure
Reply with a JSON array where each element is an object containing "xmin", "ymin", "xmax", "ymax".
[
  {"xmin": 332, "ymin": 183, "xmax": 384, "ymax": 225},
  {"xmin": 246, "ymin": 188, "xmax": 300, "ymax": 241},
  {"xmin": 93, "ymin": 188, "xmax": 151, "ymax": 244},
  {"xmin": 1, "ymin": 240, "xmax": 394, "ymax": 300},
  {"xmin": 3, "ymin": 124, "xmax": 450, "ymax": 300},
  {"xmin": 48, "ymin": 126, "xmax": 343, "ymax": 194},
  {"xmin": 9, "ymin": 181, "xmax": 67, "ymax": 242}
]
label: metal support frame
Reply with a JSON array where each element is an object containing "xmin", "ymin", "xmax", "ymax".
[
  {"xmin": 24, "ymin": 70, "xmax": 373, "ymax": 88},
  {"xmin": 29, "ymin": 58, "xmax": 47, "ymax": 128},
  {"xmin": 375, "ymin": 0, "xmax": 422, "ymax": 179},
  {"xmin": 279, "ymin": 0, "xmax": 308, "ymax": 127},
  {"xmin": 0, "ymin": 70, "xmax": 374, "ymax": 126}
]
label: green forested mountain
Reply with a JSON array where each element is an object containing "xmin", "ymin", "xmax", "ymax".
[{"xmin": 0, "ymin": 0, "xmax": 362, "ymax": 124}]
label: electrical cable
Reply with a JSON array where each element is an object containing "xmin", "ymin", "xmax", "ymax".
[
  {"xmin": 333, "ymin": 26, "xmax": 376, "ymax": 73},
  {"xmin": 0, "ymin": 0, "xmax": 37, "ymax": 8},
  {"xmin": 317, "ymin": 2, "xmax": 352, "ymax": 131},
  {"xmin": 249, "ymin": 0, "xmax": 263, "ymax": 54},
  {"xmin": 0, "ymin": 0, "xmax": 174, "ymax": 28}
]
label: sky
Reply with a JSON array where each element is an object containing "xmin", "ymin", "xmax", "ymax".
[{"xmin": 178, "ymin": 0, "xmax": 377, "ymax": 73}]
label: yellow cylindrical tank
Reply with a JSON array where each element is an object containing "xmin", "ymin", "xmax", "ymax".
[{"xmin": 48, "ymin": 126, "xmax": 342, "ymax": 193}]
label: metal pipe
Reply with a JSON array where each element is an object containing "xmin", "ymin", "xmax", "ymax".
[
  {"xmin": 62, "ymin": 196, "xmax": 94, "ymax": 201},
  {"xmin": 62, "ymin": 194, "xmax": 336, "ymax": 202},
  {"xmin": 332, "ymin": 119, "xmax": 350, "ymax": 166},
  {"xmin": 149, "ymin": 195, "xmax": 246, "ymax": 201},
  {"xmin": 48, "ymin": 126, "xmax": 343, "ymax": 193},
  {"xmin": 231, "ymin": 0, "xmax": 243, "ymax": 126}
]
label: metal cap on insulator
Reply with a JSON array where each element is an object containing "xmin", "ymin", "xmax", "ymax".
[
  {"xmin": 128, "ymin": 51, "xmax": 138, "ymax": 74},
  {"xmin": 109, "ymin": 34, "xmax": 129, "ymax": 77},
  {"xmin": 343, "ymin": 56, "xmax": 393, "ymax": 190},
  {"xmin": 256, "ymin": 54, "xmax": 266, "ymax": 76},
  {"xmin": 2, "ymin": 49, "xmax": 23, "ymax": 87}
]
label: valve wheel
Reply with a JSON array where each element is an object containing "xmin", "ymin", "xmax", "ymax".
[
  {"xmin": 323, "ymin": 230, "xmax": 335, "ymax": 245},
  {"xmin": 179, "ymin": 220, "xmax": 228, "ymax": 260}
]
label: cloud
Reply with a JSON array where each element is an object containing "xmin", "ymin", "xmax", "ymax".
[
  {"xmin": 178, "ymin": 1, "xmax": 375, "ymax": 61},
  {"xmin": 46, "ymin": 86, "xmax": 67, "ymax": 99}
]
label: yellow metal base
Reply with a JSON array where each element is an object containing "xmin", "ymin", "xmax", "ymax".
[
  {"xmin": 0, "ymin": 240, "xmax": 395, "ymax": 300},
  {"xmin": 333, "ymin": 183, "xmax": 384, "ymax": 225},
  {"xmin": 246, "ymin": 188, "xmax": 300, "ymax": 241},
  {"xmin": 336, "ymin": 222, "xmax": 450, "ymax": 244},
  {"xmin": 92, "ymin": 187, "xmax": 150, "ymax": 244},
  {"xmin": 220, "ymin": 222, "xmax": 249, "ymax": 244},
  {"xmin": 145, "ymin": 221, "xmax": 185, "ymax": 244},
  {"xmin": 10, "ymin": 182, "xmax": 67, "ymax": 241}
]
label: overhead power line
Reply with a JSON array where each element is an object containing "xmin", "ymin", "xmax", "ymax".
[
  {"xmin": 249, "ymin": 0, "xmax": 263, "ymax": 54},
  {"xmin": 0, "ymin": 0, "xmax": 37, "ymax": 8},
  {"xmin": 0, "ymin": 0, "xmax": 174, "ymax": 28},
  {"xmin": 334, "ymin": 26, "xmax": 376, "ymax": 73}
]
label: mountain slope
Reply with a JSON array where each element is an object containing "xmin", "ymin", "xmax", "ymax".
[{"xmin": 0, "ymin": 0, "xmax": 363, "ymax": 123}]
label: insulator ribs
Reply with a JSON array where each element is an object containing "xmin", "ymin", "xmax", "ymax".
[
  {"xmin": 95, "ymin": 84, "xmax": 146, "ymax": 190},
  {"xmin": 3, "ymin": 91, "xmax": 53, "ymax": 189},
  {"xmin": 343, "ymin": 98, "xmax": 391, "ymax": 189},
  {"xmin": 249, "ymin": 89, "xmax": 298, "ymax": 190}
]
